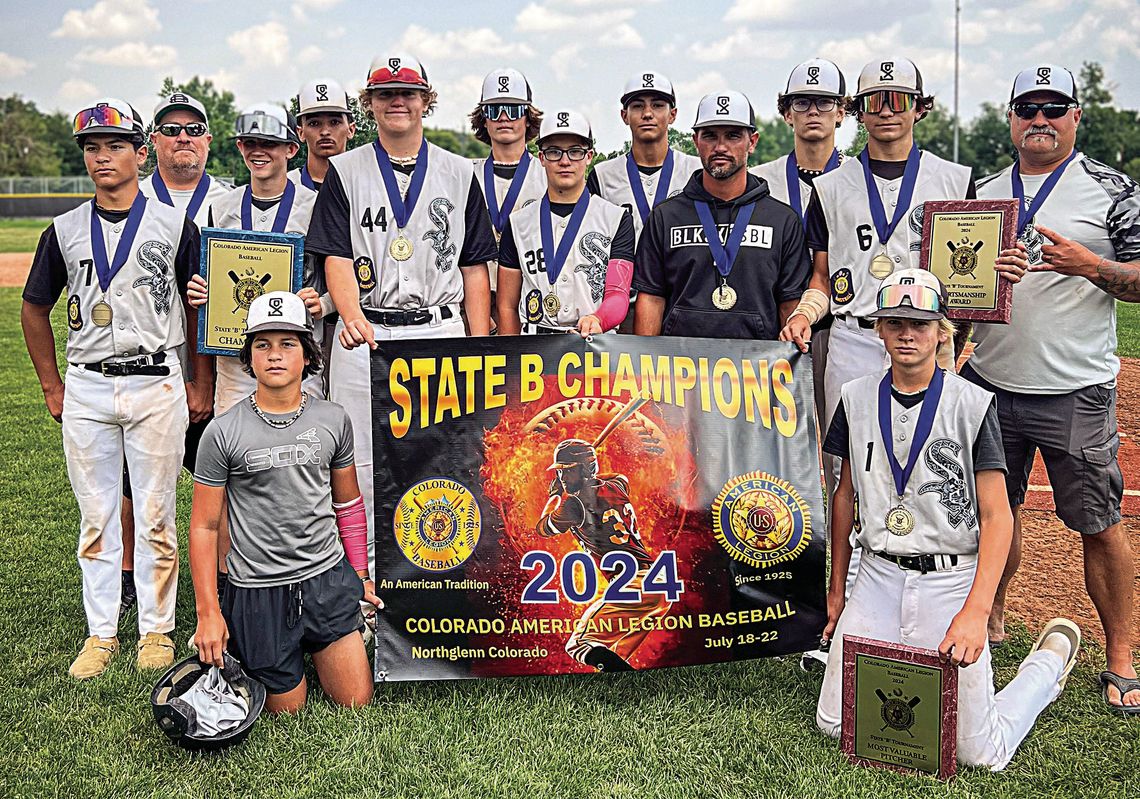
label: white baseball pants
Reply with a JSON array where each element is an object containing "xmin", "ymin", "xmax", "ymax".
[
  {"xmin": 816, "ymin": 550, "xmax": 1066, "ymax": 771},
  {"xmin": 62, "ymin": 360, "xmax": 187, "ymax": 639}
]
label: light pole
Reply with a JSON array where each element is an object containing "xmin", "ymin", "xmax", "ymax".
[{"xmin": 953, "ymin": 0, "xmax": 961, "ymax": 162}]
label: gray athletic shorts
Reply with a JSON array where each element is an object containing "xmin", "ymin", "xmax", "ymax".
[{"xmin": 961, "ymin": 364, "xmax": 1123, "ymax": 535}]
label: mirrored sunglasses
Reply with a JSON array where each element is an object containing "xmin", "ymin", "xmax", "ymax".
[
  {"xmin": 155, "ymin": 122, "xmax": 209, "ymax": 138},
  {"xmin": 483, "ymin": 103, "xmax": 528, "ymax": 121},
  {"xmin": 877, "ymin": 283, "xmax": 943, "ymax": 314},
  {"xmin": 859, "ymin": 91, "xmax": 916, "ymax": 114},
  {"xmin": 234, "ymin": 113, "xmax": 290, "ymax": 140},
  {"xmin": 73, "ymin": 105, "xmax": 134, "ymax": 135},
  {"xmin": 540, "ymin": 146, "xmax": 590, "ymax": 162},
  {"xmin": 1010, "ymin": 101, "xmax": 1077, "ymax": 120}
]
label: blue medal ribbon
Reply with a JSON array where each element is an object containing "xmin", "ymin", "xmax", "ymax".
[
  {"xmin": 299, "ymin": 165, "xmax": 316, "ymax": 190},
  {"xmin": 860, "ymin": 144, "xmax": 921, "ymax": 248},
  {"xmin": 693, "ymin": 200, "xmax": 757, "ymax": 279},
  {"xmin": 539, "ymin": 192, "xmax": 591, "ymax": 283},
  {"xmin": 89, "ymin": 192, "xmax": 147, "ymax": 292},
  {"xmin": 625, "ymin": 149, "xmax": 674, "ymax": 224},
  {"xmin": 484, "ymin": 152, "xmax": 531, "ymax": 234},
  {"xmin": 877, "ymin": 366, "xmax": 944, "ymax": 499},
  {"xmin": 150, "ymin": 170, "xmax": 211, "ymax": 221},
  {"xmin": 785, "ymin": 148, "xmax": 840, "ymax": 224},
  {"xmin": 1012, "ymin": 149, "xmax": 1078, "ymax": 236},
  {"xmin": 241, "ymin": 179, "xmax": 296, "ymax": 233},
  {"xmin": 373, "ymin": 137, "xmax": 429, "ymax": 229}
]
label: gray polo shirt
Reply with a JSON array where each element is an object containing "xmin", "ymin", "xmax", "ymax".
[{"xmin": 195, "ymin": 396, "xmax": 355, "ymax": 587}]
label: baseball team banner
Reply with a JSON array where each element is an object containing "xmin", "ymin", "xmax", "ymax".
[{"xmin": 369, "ymin": 334, "xmax": 826, "ymax": 681}]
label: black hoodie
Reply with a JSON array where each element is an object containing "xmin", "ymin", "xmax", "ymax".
[{"xmin": 633, "ymin": 169, "xmax": 810, "ymax": 340}]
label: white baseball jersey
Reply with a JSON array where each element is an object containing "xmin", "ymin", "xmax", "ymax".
[
  {"xmin": 971, "ymin": 153, "xmax": 1139, "ymax": 393},
  {"xmin": 505, "ymin": 194, "xmax": 627, "ymax": 328},
  {"xmin": 329, "ymin": 142, "xmax": 474, "ymax": 310},
  {"xmin": 472, "ymin": 157, "xmax": 548, "ymax": 235},
  {"xmin": 841, "ymin": 370, "xmax": 992, "ymax": 556},
  {"xmin": 749, "ymin": 153, "xmax": 842, "ymax": 209},
  {"xmin": 591, "ymin": 149, "xmax": 702, "ymax": 241},
  {"xmin": 813, "ymin": 153, "xmax": 971, "ymax": 318},
  {"xmin": 139, "ymin": 172, "xmax": 231, "ymax": 229},
  {"xmin": 53, "ymin": 201, "xmax": 188, "ymax": 363}
]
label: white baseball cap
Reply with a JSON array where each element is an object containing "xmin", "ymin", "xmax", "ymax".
[
  {"xmin": 855, "ymin": 57, "xmax": 924, "ymax": 96},
  {"xmin": 480, "ymin": 68, "xmax": 532, "ymax": 104},
  {"xmin": 153, "ymin": 92, "xmax": 208, "ymax": 126},
  {"xmin": 298, "ymin": 79, "xmax": 351, "ymax": 117},
  {"xmin": 245, "ymin": 291, "xmax": 313, "ymax": 335},
  {"xmin": 867, "ymin": 268, "xmax": 948, "ymax": 321},
  {"xmin": 620, "ymin": 71, "xmax": 676, "ymax": 106},
  {"xmin": 234, "ymin": 103, "xmax": 299, "ymax": 144},
  {"xmin": 366, "ymin": 54, "xmax": 430, "ymax": 91},
  {"xmin": 782, "ymin": 59, "xmax": 846, "ymax": 99},
  {"xmin": 693, "ymin": 90, "xmax": 756, "ymax": 130},
  {"xmin": 536, "ymin": 109, "xmax": 593, "ymax": 146},
  {"xmin": 72, "ymin": 98, "xmax": 145, "ymax": 140},
  {"xmin": 1010, "ymin": 65, "xmax": 1079, "ymax": 104}
]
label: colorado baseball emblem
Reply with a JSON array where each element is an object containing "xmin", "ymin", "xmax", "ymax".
[
  {"xmin": 394, "ymin": 478, "xmax": 481, "ymax": 572},
  {"xmin": 230, "ymin": 268, "xmax": 272, "ymax": 312},
  {"xmin": 354, "ymin": 256, "xmax": 376, "ymax": 291},
  {"xmin": 67, "ymin": 295, "xmax": 83, "ymax": 330},
  {"xmin": 831, "ymin": 268, "xmax": 854, "ymax": 305},
  {"xmin": 712, "ymin": 471, "xmax": 811, "ymax": 569},
  {"xmin": 946, "ymin": 237, "xmax": 983, "ymax": 278},
  {"xmin": 525, "ymin": 289, "xmax": 543, "ymax": 324}
]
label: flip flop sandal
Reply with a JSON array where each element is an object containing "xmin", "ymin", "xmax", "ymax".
[{"xmin": 1099, "ymin": 671, "xmax": 1140, "ymax": 717}]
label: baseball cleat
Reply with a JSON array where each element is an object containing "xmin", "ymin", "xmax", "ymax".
[{"xmin": 799, "ymin": 637, "xmax": 831, "ymax": 673}]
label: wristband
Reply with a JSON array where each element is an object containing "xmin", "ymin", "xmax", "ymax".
[{"xmin": 790, "ymin": 288, "xmax": 829, "ymax": 325}]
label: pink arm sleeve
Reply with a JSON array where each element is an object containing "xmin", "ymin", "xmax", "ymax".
[
  {"xmin": 333, "ymin": 495, "xmax": 368, "ymax": 573},
  {"xmin": 593, "ymin": 259, "xmax": 634, "ymax": 332}
]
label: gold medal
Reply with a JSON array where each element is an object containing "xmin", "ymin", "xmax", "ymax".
[
  {"xmin": 870, "ymin": 252, "xmax": 894, "ymax": 279},
  {"xmin": 389, "ymin": 234, "xmax": 413, "ymax": 262},
  {"xmin": 885, "ymin": 505, "xmax": 915, "ymax": 536},
  {"xmin": 542, "ymin": 293, "xmax": 561, "ymax": 316},
  {"xmin": 712, "ymin": 284, "xmax": 738, "ymax": 310},
  {"xmin": 91, "ymin": 300, "xmax": 114, "ymax": 327}
]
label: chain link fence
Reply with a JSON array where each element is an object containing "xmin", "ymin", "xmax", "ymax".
[{"xmin": 0, "ymin": 176, "xmax": 95, "ymax": 194}]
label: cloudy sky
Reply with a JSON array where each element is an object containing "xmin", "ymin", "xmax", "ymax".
[{"xmin": 2, "ymin": 0, "xmax": 1138, "ymax": 152}]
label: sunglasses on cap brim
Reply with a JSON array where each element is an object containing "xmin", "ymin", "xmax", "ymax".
[
  {"xmin": 859, "ymin": 91, "xmax": 918, "ymax": 114},
  {"xmin": 874, "ymin": 283, "xmax": 944, "ymax": 316},
  {"xmin": 73, "ymin": 105, "xmax": 137, "ymax": 136},
  {"xmin": 233, "ymin": 114, "xmax": 292, "ymax": 142},
  {"xmin": 482, "ymin": 103, "xmax": 528, "ymax": 121},
  {"xmin": 1010, "ymin": 101, "xmax": 1078, "ymax": 120}
]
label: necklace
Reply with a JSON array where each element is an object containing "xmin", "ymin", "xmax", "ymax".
[
  {"xmin": 493, "ymin": 159, "xmax": 521, "ymax": 167},
  {"xmin": 249, "ymin": 392, "xmax": 308, "ymax": 428},
  {"xmin": 388, "ymin": 155, "xmax": 418, "ymax": 166}
]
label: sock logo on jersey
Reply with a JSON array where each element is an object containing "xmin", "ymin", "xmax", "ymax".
[
  {"xmin": 245, "ymin": 442, "xmax": 322, "ymax": 472},
  {"xmin": 1020, "ymin": 219, "xmax": 1045, "ymax": 265},
  {"xmin": 907, "ymin": 203, "xmax": 927, "ymax": 254},
  {"xmin": 577, "ymin": 231, "xmax": 612, "ymax": 303},
  {"xmin": 423, "ymin": 197, "xmax": 456, "ymax": 272},
  {"xmin": 133, "ymin": 240, "xmax": 175, "ymax": 316},
  {"xmin": 918, "ymin": 438, "xmax": 976, "ymax": 529}
]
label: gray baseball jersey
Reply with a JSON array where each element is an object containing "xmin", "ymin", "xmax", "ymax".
[
  {"xmin": 194, "ymin": 396, "xmax": 355, "ymax": 587},
  {"xmin": 50, "ymin": 200, "xmax": 189, "ymax": 363},
  {"xmin": 591, "ymin": 149, "xmax": 702, "ymax": 242},
  {"xmin": 472, "ymin": 156, "xmax": 548, "ymax": 236},
  {"xmin": 813, "ymin": 153, "xmax": 970, "ymax": 318},
  {"xmin": 139, "ymin": 173, "xmax": 231, "ymax": 229},
  {"xmin": 838, "ymin": 370, "xmax": 993, "ymax": 556},
  {"xmin": 749, "ymin": 153, "xmax": 843, "ymax": 208}
]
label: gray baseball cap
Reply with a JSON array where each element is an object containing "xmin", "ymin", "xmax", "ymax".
[
  {"xmin": 693, "ymin": 90, "xmax": 756, "ymax": 130},
  {"xmin": 855, "ymin": 57, "xmax": 924, "ymax": 96},
  {"xmin": 867, "ymin": 268, "xmax": 948, "ymax": 321},
  {"xmin": 536, "ymin": 109, "xmax": 593, "ymax": 146},
  {"xmin": 621, "ymin": 71, "xmax": 676, "ymax": 106},
  {"xmin": 480, "ymin": 68, "xmax": 532, "ymax": 104},
  {"xmin": 297, "ymin": 79, "xmax": 351, "ymax": 117},
  {"xmin": 153, "ymin": 92, "xmax": 209, "ymax": 126},
  {"xmin": 245, "ymin": 292, "xmax": 313, "ymax": 335},
  {"xmin": 1010, "ymin": 65, "xmax": 1079, "ymax": 104},
  {"xmin": 782, "ymin": 59, "xmax": 846, "ymax": 99}
]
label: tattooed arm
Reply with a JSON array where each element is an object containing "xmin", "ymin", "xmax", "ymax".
[{"xmin": 1031, "ymin": 224, "xmax": 1140, "ymax": 302}]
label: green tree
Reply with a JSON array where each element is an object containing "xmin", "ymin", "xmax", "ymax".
[
  {"xmin": 44, "ymin": 110, "xmax": 87, "ymax": 175},
  {"xmin": 964, "ymin": 102, "xmax": 1015, "ymax": 177},
  {"xmin": 1075, "ymin": 61, "xmax": 1140, "ymax": 180},
  {"xmin": 157, "ymin": 76, "xmax": 244, "ymax": 182},
  {"xmin": 844, "ymin": 125, "xmax": 868, "ymax": 157},
  {"xmin": 750, "ymin": 116, "xmax": 795, "ymax": 166},
  {"xmin": 912, "ymin": 105, "xmax": 968, "ymax": 164},
  {"xmin": 0, "ymin": 95, "xmax": 63, "ymax": 177}
]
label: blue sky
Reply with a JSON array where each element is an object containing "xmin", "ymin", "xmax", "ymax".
[{"xmin": 2, "ymin": 0, "xmax": 1138, "ymax": 153}]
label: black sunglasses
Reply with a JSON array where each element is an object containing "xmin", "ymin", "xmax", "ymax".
[
  {"xmin": 155, "ymin": 122, "xmax": 209, "ymax": 137},
  {"xmin": 1010, "ymin": 101, "xmax": 1077, "ymax": 120}
]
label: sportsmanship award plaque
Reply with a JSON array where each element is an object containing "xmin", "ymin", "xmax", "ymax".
[
  {"xmin": 197, "ymin": 228, "xmax": 304, "ymax": 356},
  {"xmin": 919, "ymin": 199, "xmax": 1017, "ymax": 323},
  {"xmin": 841, "ymin": 635, "xmax": 958, "ymax": 780}
]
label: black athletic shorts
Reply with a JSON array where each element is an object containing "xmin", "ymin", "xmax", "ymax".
[
  {"xmin": 122, "ymin": 415, "xmax": 211, "ymax": 500},
  {"xmin": 222, "ymin": 557, "xmax": 365, "ymax": 694}
]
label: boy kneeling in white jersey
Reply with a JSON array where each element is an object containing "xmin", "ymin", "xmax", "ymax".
[
  {"xmin": 190, "ymin": 292, "xmax": 379, "ymax": 714},
  {"xmin": 816, "ymin": 268, "xmax": 1080, "ymax": 770}
]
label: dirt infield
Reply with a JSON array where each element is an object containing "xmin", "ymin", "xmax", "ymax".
[{"xmin": 1, "ymin": 250, "xmax": 1135, "ymax": 645}]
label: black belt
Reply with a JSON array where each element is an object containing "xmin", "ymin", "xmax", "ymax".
[
  {"xmin": 874, "ymin": 551, "xmax": 959, "ymax": 574},
  {"xmin": 836, "ymin": 314, "xmax": 875, "ymax": 330},
  {"xmin": 363, "ymin": 306, "xmax": 453, "ymax": 327},
  {"xmin": 73, "ymin": 351, "xmax": 169, "ymax": 377},
  {"xmin": 534, "ymin": 325, "xmax": 566, "ymax": 335}
]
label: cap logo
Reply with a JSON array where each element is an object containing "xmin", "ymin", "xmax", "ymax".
[
  {"xmin": 315, "ymin": 84, "xmax": 329, "ymax": 102},
  {"xmin": 806, "ymin": 66, "xmax": 820, "ymax": 84},
  {"xmin": 1036, "ymin": 66, "xmax": 1052, "ymax": 84},
  {"xmin": 899, "ymin": 276, "xmax": 914, "ymax": 285},
  {"xmin": 642, "ymin": 73, "xmax": 655, "ymax": 88},
  {"xmin": 880, "ymin": 62, "xmax": 895, "ymax": 81},
  {"xmin": 557, "ymin": 112, "xmax": 570, "ymax": 127},
  {"xmin": 170, "ymin": 93, "xmax": 188, "ymax": 103},
  {"xmin": 716, "ymin": 96, "xmax": 730, "ymax": 114},
  {"xmin": 268, "ymin": 297, "xmax": 284, "ymax": 316},
  {"xmin": 389, "ymin": 58, "xmax": 401, "ymax": 72},
  {"xmin": 498, "ymin": 76, "xmax": 511, "ymax": 92}
]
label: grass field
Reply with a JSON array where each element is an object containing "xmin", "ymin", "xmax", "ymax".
[
  {"xmin": 0, "ymin": 217, "xmax": 48, "ymax": 253},
  {"xmin": 2, "ymin": 285, "xmax": 1139, "ymax": 797}
]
